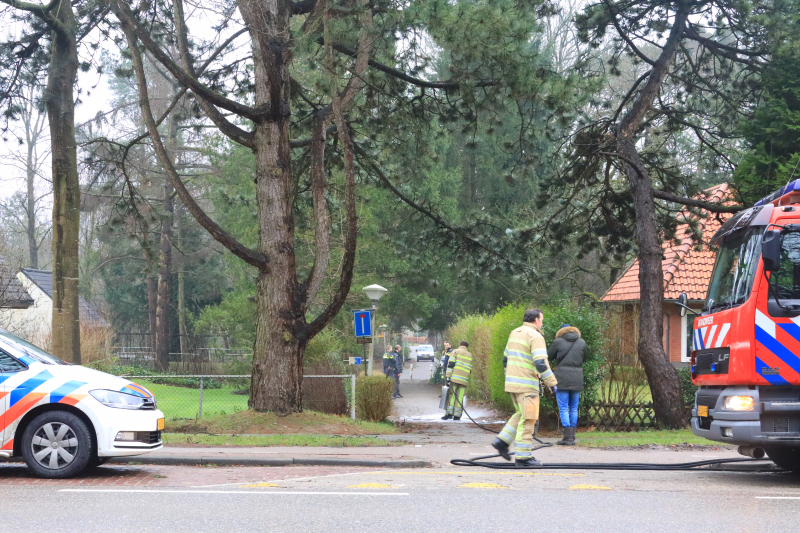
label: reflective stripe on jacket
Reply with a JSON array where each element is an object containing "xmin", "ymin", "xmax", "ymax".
[
  {"xmin": 383, "ymin": 351, "xmax": 395, "ymax": 374},
  {"xmin": 504, "ymin": 322, "xmax": 557, "ymax": 394},
  {"xmin": 446, "ymin": 346, "xmax": 472, "ymax": 386}
]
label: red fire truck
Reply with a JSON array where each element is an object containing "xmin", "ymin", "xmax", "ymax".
[{"xmin": 679, "ymin": 180, "xmax": 800, "ymax": 472}]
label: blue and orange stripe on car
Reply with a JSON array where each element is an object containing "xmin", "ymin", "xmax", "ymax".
[{"xmin": 122, "ymin": 383, "xmax": 152, "ymax": 398}]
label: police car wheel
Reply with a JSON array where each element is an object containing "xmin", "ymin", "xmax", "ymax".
[{"xmin": 22, "ymin": 411, "xmax": 93, "ymax": 479}]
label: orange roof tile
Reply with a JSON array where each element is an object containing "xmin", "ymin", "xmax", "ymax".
[{"xmin": 601, "ymin": 183, "xmax": 732, "ymax": 303}]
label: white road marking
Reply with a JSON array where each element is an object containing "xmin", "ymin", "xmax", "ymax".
[
  {"xmin": 192, "ymin": 469, "xmax": 384, "ymax": 488},
  {"xmin": 756, "ymin": 496, "xmax": 800, "ymax": 500},
  {"xmin": 60, "ymin": 489, "xmax": 409, "ymax": 496}
]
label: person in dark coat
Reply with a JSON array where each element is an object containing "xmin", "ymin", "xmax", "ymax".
[
  {"xmin": 547, "ymin": 324, "xmax": 588, "ymax": 445},
  {"xmin": 392, "ymin": 345, "xmax": 404, "ymax": 398}
]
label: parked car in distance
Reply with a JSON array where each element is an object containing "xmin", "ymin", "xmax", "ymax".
[
  {"xmin": 0, "ymin": 327, "xmax": 165, "ymax": 479},
  {"xmin": 416, "ymin": 344, "xmax": 435, "ymax": 361}
]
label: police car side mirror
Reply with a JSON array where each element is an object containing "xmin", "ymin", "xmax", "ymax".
[{"xmin": 762, "ymin": 229, "xmax": 782, "ymax": 272}]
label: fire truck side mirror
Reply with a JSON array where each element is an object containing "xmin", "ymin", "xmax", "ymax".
[
  {"xmin": 678, "ymin": 293, "xmax": 688, "ymax": 317},
  {"xmin": 762, "ymin": 229, "xmax": 782, "ymax": 272}
]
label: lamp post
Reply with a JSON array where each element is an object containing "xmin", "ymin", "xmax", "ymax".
[{"xmin": 363, "ymin": 284, "xmax": 387, "ymax": 376}]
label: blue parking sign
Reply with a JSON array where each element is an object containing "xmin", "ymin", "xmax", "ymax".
[{"xmin": 353, "ymin": 309, "xmax": 373, "ymax": 337}]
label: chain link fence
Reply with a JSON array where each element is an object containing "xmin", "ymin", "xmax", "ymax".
[{"xmin": 122, "ymin": 375, "xmax": 356, "ymax": 420}]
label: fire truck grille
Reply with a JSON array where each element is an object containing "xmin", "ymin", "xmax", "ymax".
[{"xmin": 773, "ymin": 418, "xmax": 790, "ymax": 433}]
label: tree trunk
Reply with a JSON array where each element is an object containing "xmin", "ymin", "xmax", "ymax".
[
  {"xmin": 619, "ymin": 141, "xmax": 685, "ymax": 428},
  {"xmin": 612, "ymin": 6, "xmax": 689, "ymax": 429},
  {"xmin": 154, "ymin": 113, "xmax": 177, "ymax": 371},
  {"xmin": 26, "ymin": 140, "xmax": 38, "ymax": 269},
  {"xmin": 146, "ymin": 272, "xmax": 157, "ymax": 352},
  {"xmin": 47, "ymin": 5, "xmax": 81, "ymax": 363},
  {"xmin": 176, "ymin": 212, "xmax": 188, "ymax": 360},
  {"xmin": 248, "ymin": 120, "xmax": 305, "ymax": 414},
  {"xmin": 238, "ymin": 0, "xmax": 307, "ymax": 414}
]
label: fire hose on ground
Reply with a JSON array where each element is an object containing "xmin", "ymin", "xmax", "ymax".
[{"xmin": 440, "ymin": 382, "xmax": 774, "ymax": 472}]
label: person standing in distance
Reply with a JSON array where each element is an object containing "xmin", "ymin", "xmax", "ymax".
[
  {"xmin": 393, "ymin": 345, "xmax": 404, "ymax": 398},
  {"xmin": 548, "ymin": 323, "xmax": 587, "ymax": 445},
  {"xmin": 383, "ymin": 345, "xmax": 398, "ymax": 398},
  {"xmin": 442, "ymin": 341, "xmax": 472, "ymax": 420},
  {"xmin": 491, "ymin": 308, "xmax": 557, "ymax": 467}
]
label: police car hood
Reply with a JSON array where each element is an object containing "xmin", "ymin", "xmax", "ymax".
[{"xmin": 38, "ymin": 363, "xmax": 154, "ymax": 398}]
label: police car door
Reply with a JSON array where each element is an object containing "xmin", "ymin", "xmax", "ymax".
[{"xmin": 0, "ymin": 347, "xmax": 27, "ymax": 451}]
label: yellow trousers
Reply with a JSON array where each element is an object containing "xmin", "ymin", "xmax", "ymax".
[{"xmin": 497, "ymin": 392, "xmax": 539, "ymax": 459}]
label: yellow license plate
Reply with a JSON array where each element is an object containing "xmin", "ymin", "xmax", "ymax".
[
  {"xmin": 697, "ymin": 405, "xmax": 708, "ymax": 417},
  {"xmin": 157, "ymin": 418, "xmax": 165, "ymax": 431}
]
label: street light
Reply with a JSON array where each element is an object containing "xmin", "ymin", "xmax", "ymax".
[{"xmin": 363, "ymin": 284, "xmax": 387, "ymax": 375}]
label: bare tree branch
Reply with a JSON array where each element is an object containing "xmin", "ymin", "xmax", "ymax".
[{"xmin": 118, "ymin": 15, "xmax": 268, "ymax": 271}]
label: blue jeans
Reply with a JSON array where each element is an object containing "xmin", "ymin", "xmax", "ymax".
[{"xmin": 556, "ymin": 390, "xmax": 580, "ymax": 427}]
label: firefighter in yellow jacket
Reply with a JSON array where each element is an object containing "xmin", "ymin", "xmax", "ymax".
[
  {"xmin": 491, "ymin": 308, "xmax": 557, "ymax": 467},
  {"xmin": 442, "ymin": 341, "xmax": 472, "ymax": 420}
]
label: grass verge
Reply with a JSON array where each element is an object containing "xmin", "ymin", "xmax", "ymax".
[
  {"xmin": 162, "ymin": 433, "xmax": 404, "ymax": 447},
  {"xmin": 575, "ymin": 428, "xmax": 726, "ymax": 448},
  {"xmin": 166, "ymin": 409, "xmax": 398, "ymax": 436}
]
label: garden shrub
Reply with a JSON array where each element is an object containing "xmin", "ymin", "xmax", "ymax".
[
  {"xmin": 356, "ymin": 375, "xmax": 394, "ymax": 421},
  {"xmin": 677, "ymin": 367, "xmax": 698, "ymax": 407}
]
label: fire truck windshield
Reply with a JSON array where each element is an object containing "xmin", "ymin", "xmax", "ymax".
[
  {"xmin": 705, "ymin": 226, "xmax": 764, "ymax": 312},
  {"xmin": 769, "ymin": 232, "xmax": 800, "ymax": 300}
]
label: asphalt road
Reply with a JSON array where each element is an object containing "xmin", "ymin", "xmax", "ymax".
[{"xmin": 1, "ymin": 462, "xmax": 799, "ymax": 532}]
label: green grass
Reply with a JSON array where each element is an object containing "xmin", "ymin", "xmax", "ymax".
[
  {"xmin": 162, "ymin": 433, "xmax": 405, "ymax": 447},
  {"xmin": 136, "ymin": 379, "xmax": 248, "ymax": 419},
  {"xmin": 166, "ymin": 409, "xmax": 398, "ymax": 436},
  {"xmin": 575, "ymin": 428, "xmax": 722, "ymax": 448}
]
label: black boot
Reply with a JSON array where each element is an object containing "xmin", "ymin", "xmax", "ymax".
[
  {"xmin": 566, "ymin": 426, "xmax": 576, "ymax": 446},
  {"xmin": 452, "ymin": 416, "xmax": 461, "ymax": 421},
  {"xmin": 515, "ymin": 457, "xmax": 542, "ymax": 467},
  {"xmin": 557, "ymin": 426, "xmax": 575, "ymax": 445},
  {"xmin": 491, "ymin": 438, "xmax": 511, "ymax": 461},
  {"xmin": 441, "ymin": 414, "xmax": 453, "ymax": 420}
]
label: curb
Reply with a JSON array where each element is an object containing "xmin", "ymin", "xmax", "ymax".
[{"xmin": 107, "ymin": 455, "xmax": 432, "ymax": 468}]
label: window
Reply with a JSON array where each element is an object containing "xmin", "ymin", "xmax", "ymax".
[
  {"xmin": 770, "ymin": 232, "xmax": 800, "ymax": 299},
  {"xmin": 0, "ymin": 330, "xmax": 67, "ymax": 365},
  {"xmin": 706, "ymin": 227, "xmax": 764, "ymax": 312},
  {"xmin": 0, "ymin": 350, "xmax": 26, "ymax": 372}
]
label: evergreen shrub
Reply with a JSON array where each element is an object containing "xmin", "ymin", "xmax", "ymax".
[
  {"xmin": 677, "ymin": 367, "xmax": 698, "ymax": 407},
  {"xmin": 356, "ymin": 375, "xmax": 394, "ymax": 421}
]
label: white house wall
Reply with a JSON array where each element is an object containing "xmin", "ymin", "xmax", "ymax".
[{"xmin": 0, "ymin": 272, "xmax": 53, "ymax": 345}]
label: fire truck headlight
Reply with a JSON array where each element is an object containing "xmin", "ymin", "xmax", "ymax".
[{"xmin": 725, "ymin": 396, "xmax": 755, "ymax": 411}]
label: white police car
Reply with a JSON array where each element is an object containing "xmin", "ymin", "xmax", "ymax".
[{"xmin": 0, "ymin": 327, "xmax": 164, "ymax": 478}]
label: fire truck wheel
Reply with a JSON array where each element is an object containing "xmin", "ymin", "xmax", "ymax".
[
  {"xmin": 21, "ymin": 410, "xmax": 93, "ymax": 479},
  {"xmin": 765, "ymin": 446, "xmax": 800, "ymax": 474}
]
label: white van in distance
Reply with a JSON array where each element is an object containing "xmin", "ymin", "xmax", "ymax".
[{"xmin": 0, "ymin": 328, "xmax": 165, "ymax": 478}]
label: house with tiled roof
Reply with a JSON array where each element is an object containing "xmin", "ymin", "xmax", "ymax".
[
  {"xmin": 601, "ymin": 183, "xmax": 732, "ymax": 365},
  {"xmin": 0, "ymin": 268, "xmax": 108, "ymax": 344}
]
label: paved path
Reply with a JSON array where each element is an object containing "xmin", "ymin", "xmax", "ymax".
[{"xmin": 392, "ymin": 360, "xmax": 503, "ymax": 424}]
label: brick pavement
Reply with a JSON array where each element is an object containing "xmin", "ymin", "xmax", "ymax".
[{"xmin": 0, "ymin": 463, "xmax": 371, "ymax": 487}]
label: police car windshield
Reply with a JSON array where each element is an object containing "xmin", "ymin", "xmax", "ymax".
[{"xmin": 0, "ymin": 329, "xmax": 68, "ymax": 365}]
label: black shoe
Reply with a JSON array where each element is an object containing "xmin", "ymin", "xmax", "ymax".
[
  {"xmin": 515, "ymin": 457, "xmax": 542, "ymax": 467},
  {"xmin": 491, "ymin": 438, "xmax": 511, "ymax": 461},
  {"xmin": 441, "ymin": 414, "xmax": 453, "ymax": 420},
  {"xmin": 396, "ymin": 394, "xmax": 403, "ymax": 398},
  {"xmin": 452, "ymin": 416, "xmax": 461, "ymax": 420}
]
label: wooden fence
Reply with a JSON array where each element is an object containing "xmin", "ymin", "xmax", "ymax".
[{"xmin": 580, "ymin": 402, "xmax": 693, "ymax": 431}]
